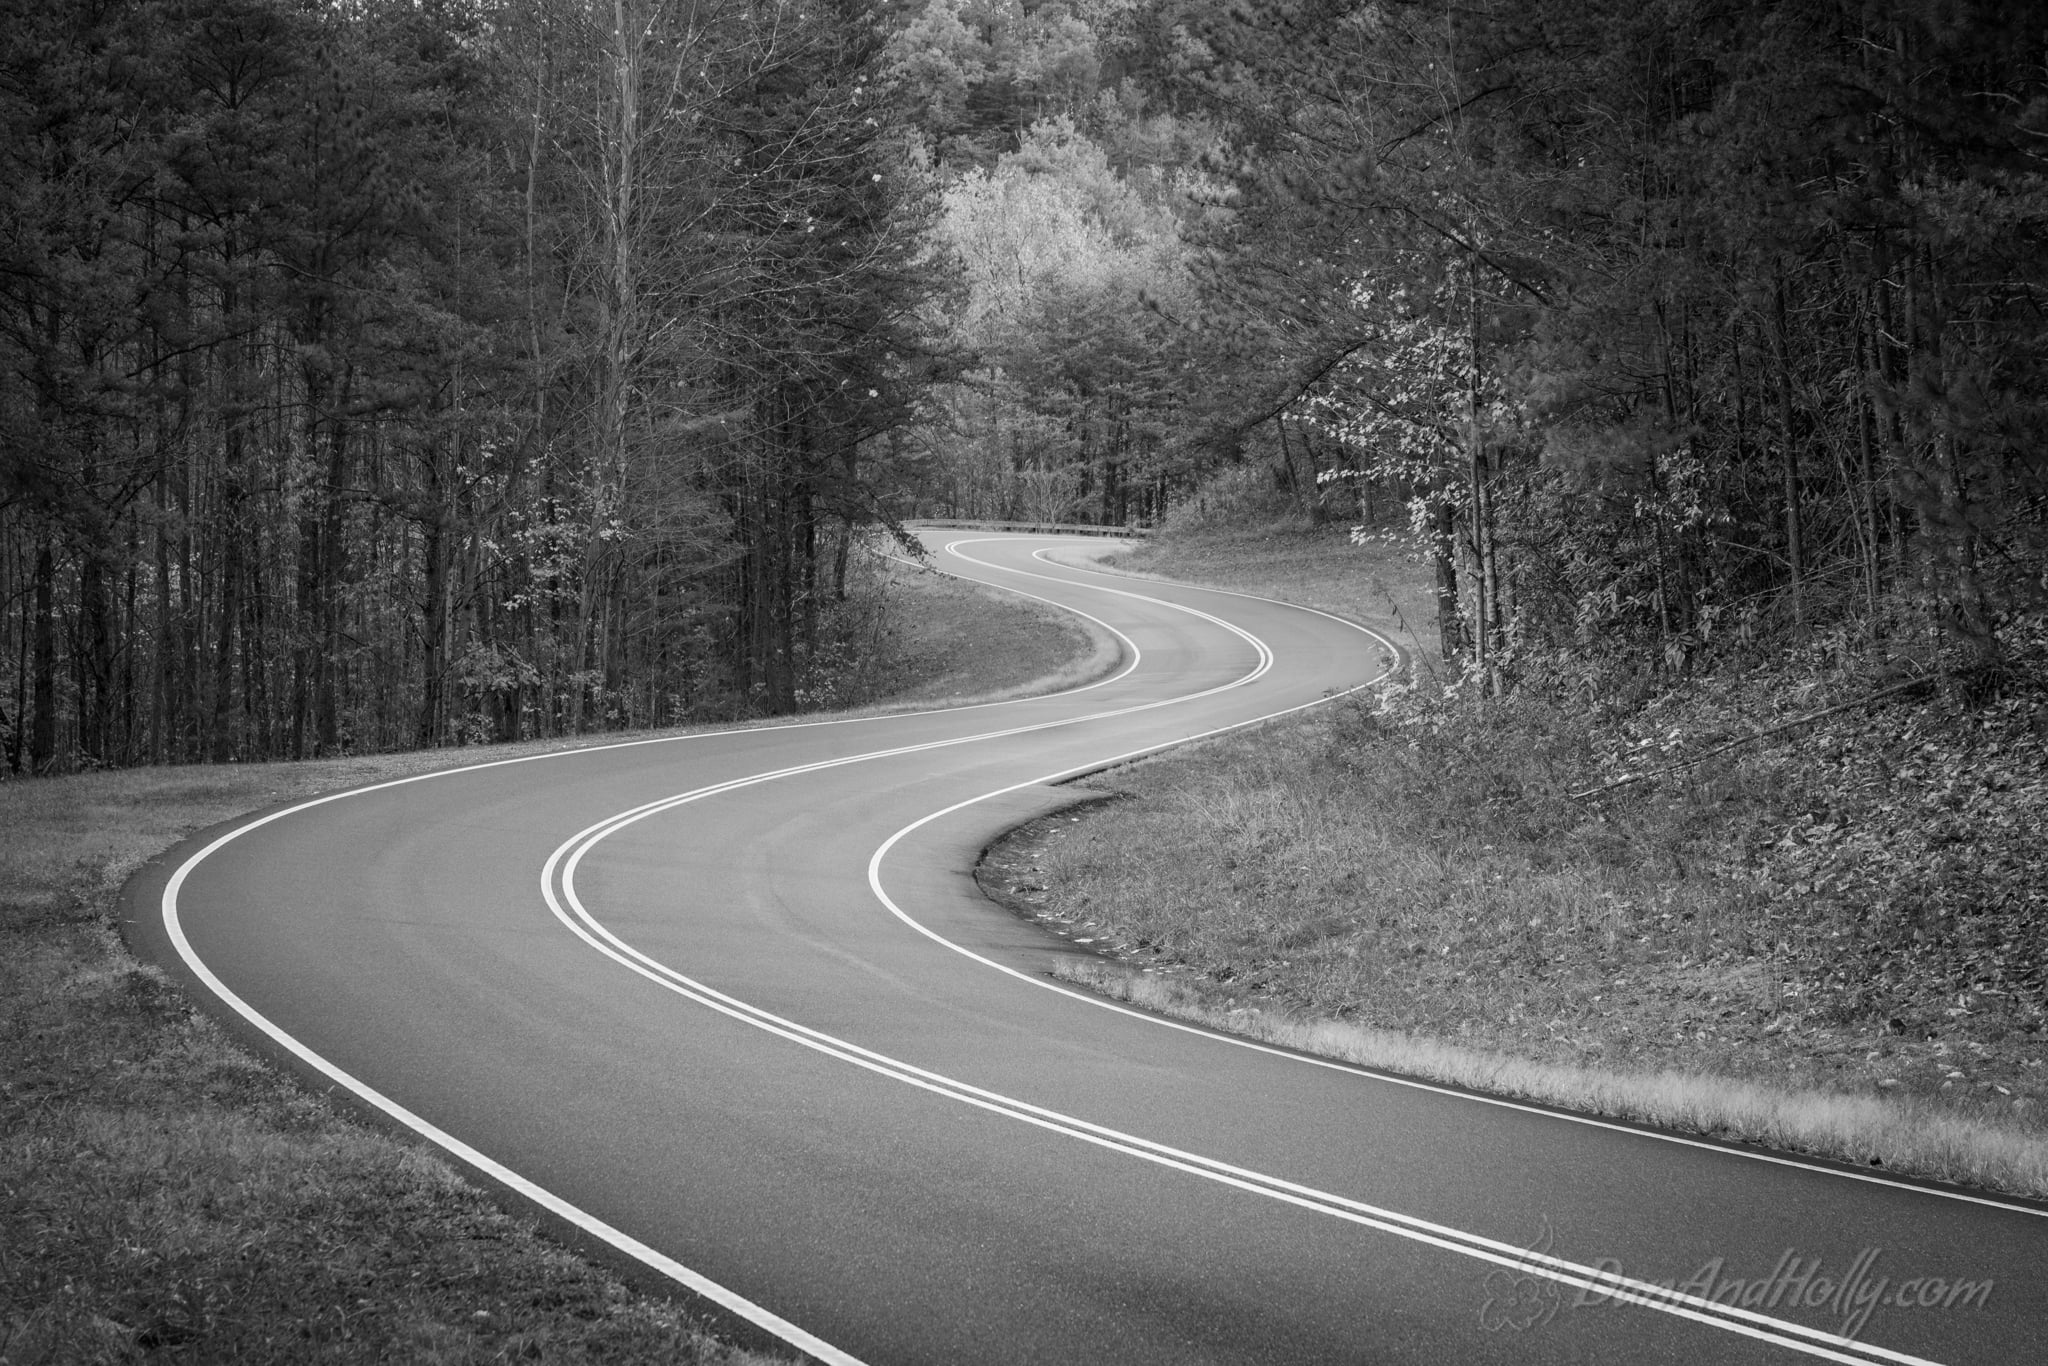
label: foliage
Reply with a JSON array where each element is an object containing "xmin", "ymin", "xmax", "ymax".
[
  {"xmin": 8, "ymin": 0, "xmax": 2043, "ymax": 776},
  {"xmin": 889, "ymin": 0, "xmax": 1123, "ymax": 167},
  {"xmin": 1154, "ymin": 464, "xmax": 1299, "ymax": 538},
  {"xmin": 0, "ymin": 0, "xmax": 939, "ymax": 772},
  {"xmin": 1150, "ymin": 0, "xmax": 2048, "ymax": 684},
  {"xmin": 914, "ymin": 112, "xmax": 1203, "ymax": 524}
]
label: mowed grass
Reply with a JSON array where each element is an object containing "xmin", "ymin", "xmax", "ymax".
[
  {"xmin": 860, "ymin": 553, "xmax": 1121, "ymax": 707},
  {"xmin": 1066, "ymin": 517, "xmax": 1440, "ymax": 665},
  {"xmin": 3, "ymin": 767, "xmax": 793, "ymax": 1365},
  {"xmin": 1003, "ymin": 519, "xmax": 2048, "ymax": 1200},
  {"xmin": 0, "ymin": 558, "xmax": 1097, "ymax": 1365}
]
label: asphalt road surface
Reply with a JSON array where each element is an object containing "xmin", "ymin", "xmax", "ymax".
[{"xmin": 129, "ymin": 535, "xmax": 2048, "ymax": 1364}]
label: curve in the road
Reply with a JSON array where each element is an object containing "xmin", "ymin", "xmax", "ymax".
[
  {"xmin": 142, "ymin": 535, "xmax": 2048, "ymax": 1366},
  {"xmin": 151, "ymin": 540, "xmax": 1306, "ymax": 1364}
]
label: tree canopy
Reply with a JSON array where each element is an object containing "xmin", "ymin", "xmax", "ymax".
[{"xmin": 4, "ymin": 0, "xmax": 2043, "ymax": 772}]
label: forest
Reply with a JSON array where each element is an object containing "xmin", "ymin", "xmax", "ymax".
[{"xmin": 3, "ymin": 0, "xmax": 2043, "ymax": 773}]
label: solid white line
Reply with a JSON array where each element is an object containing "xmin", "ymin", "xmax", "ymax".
[
  {"xmin": 540, "ymin": 582, "xmax": 1941, "ymax": 1365},
  {"xmin": 153, "ymin": 531, "xmax": 2035, "ymax": 1366},
  {"xmin": 857, "ymin": 765, "xmax": 1944, "ymax": 1365},
  {"xmin": 149, "ymin": 535, "xmax": 1277, "ymax": 1366},
  {"xmin": 158, "ymin": 828, "xmax": 869, "ymax": 1366},
  {"xmin": 547, "ymin": 840, "xmax": 1928, "ymax": 1366},
  {"xmin": 919, "ymin": 540, "xmax": 2048, "ymax": 1221},
  {"xmin": 1020, "ymin": 541, "xmax": 1412, "ymax": 667},
  {"xmin": 880, "ymin": 547, "xmax": 1146, "ymax": 701}
]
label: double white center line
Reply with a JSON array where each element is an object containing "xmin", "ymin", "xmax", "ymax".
[{"xmin": 546, "ymin": 560, "xmax": 1943, "ymax": 1366}]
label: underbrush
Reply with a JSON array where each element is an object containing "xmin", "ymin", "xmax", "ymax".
[{"xmin": 1006, "ymin": 520, "xmax": 2048, "ymax": 1194}]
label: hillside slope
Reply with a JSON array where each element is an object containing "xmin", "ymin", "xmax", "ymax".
[{"xmin": 986, "ymin": 519, "xmax": 2048, "ymax": 1196}]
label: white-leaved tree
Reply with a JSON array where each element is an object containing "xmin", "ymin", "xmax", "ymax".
[
  {"xmin": 919, "ymin": 115, "xmax": 1193, "ymax": 523},
  {"xmin": 1305, "ymin": 268, "xmax": 1499, "ymax": 668}
]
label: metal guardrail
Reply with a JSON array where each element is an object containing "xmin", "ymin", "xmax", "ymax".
[{"xmin": 905, "ymin": 519, "xmax": 1150, "ymax": 538}]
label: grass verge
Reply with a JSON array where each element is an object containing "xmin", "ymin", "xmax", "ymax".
[
  {"xmin": 857, "ymin": 552, "xmax": 1123, "ymax": 708},
  {"xmin": 982, "ymin": 519, "xmax": 2048, "ymax": 1202},
  {"xmin": 1, "ymin": 561, "xmax": 1097, "ymax": 1365},
  {"xmin": 1049, "ymin": 958, "xmax": 2048, "ymax": 1198},
  {"xmin": 1051, "ymin": 518, "xmax": 1439, "ymax": 663}
]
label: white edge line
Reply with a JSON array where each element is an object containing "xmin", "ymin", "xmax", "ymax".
[
  {"xmin": 138, "ymin": 531, "xmax": 1241, "ymax": 1366},
  {"xmin": 540, "ymin": 560, "xmax": 1939, "ymax": 1366},
  {"xmin": 547, "ymin": 830, "xmax": 1925, "ymax": 1366},
  {"xmin": 148, "ymin": 532, "xmax": 2038, "ymax": 1364},
  {"xmin": 918, "ymin": 540, "xmax": 2048, "ymax": 1220},
  {"xmin": 158, "ymin": 825, "xmax": 867, "ymax": 1366}
]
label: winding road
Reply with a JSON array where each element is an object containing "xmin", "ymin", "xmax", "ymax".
[{"xmin": 127, "ymin": 534, "xmax": 2047, "ymax": 1364}]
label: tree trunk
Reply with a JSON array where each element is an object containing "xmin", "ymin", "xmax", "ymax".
[
  {"xmin": 211, "ymin": 468, "xmax": 243, "ymax": 763},
  {"xmin": 418, "ymin": 509, "xmax": 451, "ymax": 748},
  {"xmin": 1434, "ymin": 499, "xmax": 1461, "ymax": 663},
  {"xmin": 315, "ymin": 378, "xmax": 351, "ymax": 753},
  {"xmin": 80, "ymin": 545, "xmax": 115, "ymax": 762},
  {"xmin": 30, "ymin": 541, "xmax": 58, "ymax": 773},
  {"xmin": 1773, "ymin": 272, "xmax": 1805, "ymax": 629}
]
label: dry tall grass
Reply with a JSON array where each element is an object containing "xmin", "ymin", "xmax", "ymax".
[{"xmin": 1053, "ymin": 958, "xmax": 2048, "ymax": 1200}]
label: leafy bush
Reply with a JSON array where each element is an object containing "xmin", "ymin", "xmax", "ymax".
[{"xmin": 1158, "ymin": 465, "xmax": 1301, "ymax": 537}]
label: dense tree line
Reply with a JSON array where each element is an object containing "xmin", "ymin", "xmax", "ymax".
[
  {"xmin": 1148, "ymin": 0, "xmax": 2048, "ymax": 686},
  {"xmin": 896, "ymin": 2, "xmax": 1216, "ymax": 526},
  {"xmin": 903, "ymin": 0, "xmax": 2047, "ymax": 689},
  {"xmin": 0, "ymin": 0, "xmax": 934, "ymax": 771},
  {"xmin": 8, "ymin": 0, "xmax": 2043, "ymax": 772},
  {"xmin": 914, "ymin": 113, "xmax": 1202, "ymax": 524}
]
